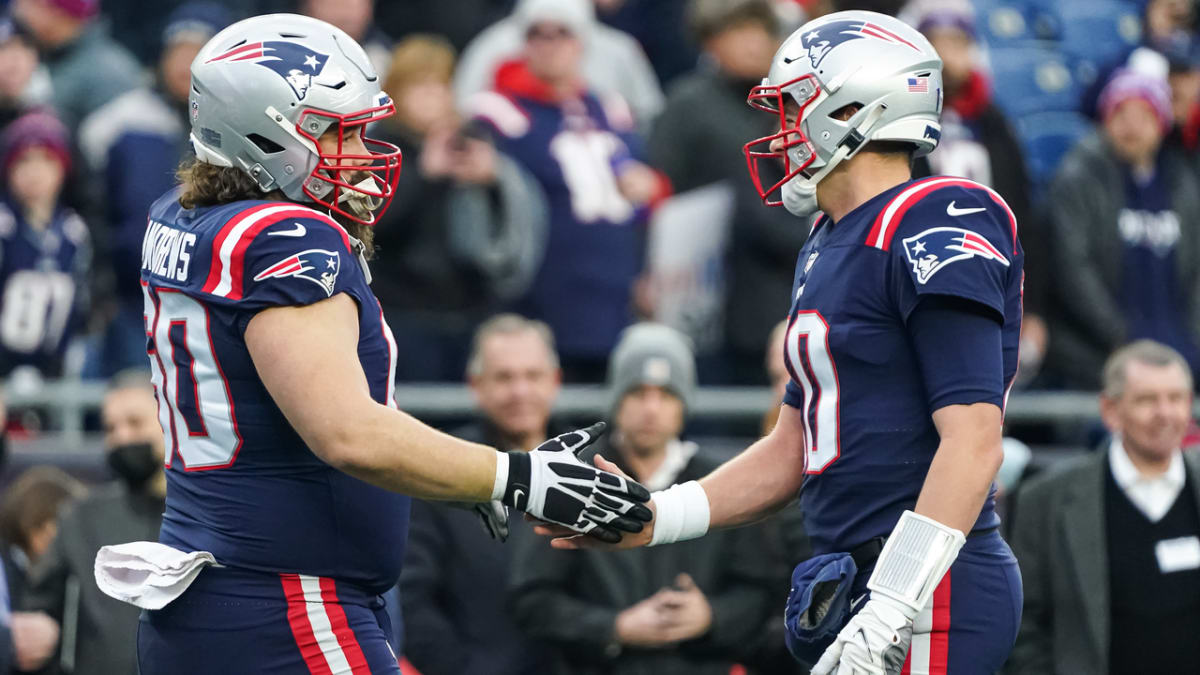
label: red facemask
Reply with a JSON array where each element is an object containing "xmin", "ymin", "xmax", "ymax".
[
  {"xmin": 296, "ymin": 102, "xmax": 403, "ymax": 225},
  {"xmin": 743, "ymin": 73, "xmax": 823, "ymax": 207}
]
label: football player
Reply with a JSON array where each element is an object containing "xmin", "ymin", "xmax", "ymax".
[
  {"xmin": 107, "ymin": 14, "xmax": 650, "ymax": 674},
  {"xmin": 539, "ymin": 10, "xmax": 1023, "ymax": 674}
]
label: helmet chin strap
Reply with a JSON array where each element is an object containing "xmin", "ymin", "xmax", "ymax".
[{"xmin": 781, "ymin": 103, "xmax": 886, "ymax": 217}]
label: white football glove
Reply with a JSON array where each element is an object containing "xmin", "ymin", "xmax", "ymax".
[
  {"xmin": 497, "ymin": 422, "xmax": 652, "ymax": 543},
  {"xmin": 811, "ymin": 595, "xmax": 914, "ymax": 675},
  {"xmin": 813, "ymin": 511, "xmax": 966, "ymax": 675}
]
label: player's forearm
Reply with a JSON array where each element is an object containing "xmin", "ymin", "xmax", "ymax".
[
  {"xmin": 321, "ymin": 402, "xmax": 498, "ymax": 502},
  {"xmin": 699, "ymin": 412, "xmax": 807, "ymax": 529},
  {"xmin": 914, "ymin": 403, "xmax": 1004, "ymax": 534}
]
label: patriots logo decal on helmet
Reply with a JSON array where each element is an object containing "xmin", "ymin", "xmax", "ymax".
[
  {"xmin": 254, "ymin": 248, "xmax": 341, "ymax": 296},
  {"xmin": 205, "ymin": 41, "xmax": 330, "ymax": 100},
  {"xmin": 902, "ymin": 227, "xmax": 1009, "ymax": 285},
  {"xmin": 796, "ymin": 19, "xmax": 921, "ymax": 69}
]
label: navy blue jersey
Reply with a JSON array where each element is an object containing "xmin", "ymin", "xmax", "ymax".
[
  {"xmin": 141, "ymin": 190, "xmax": 409, "ymax": 594},
  {"xmin": 0, "ymin": 199, "xmax": 90, "ymax": 376},
  {"xmin": 470, "ymin": 62, "xmax": 644, "ymax": 359},
  {"xmin": 782, "ymin": 177, "xmax": 1022, "ymax": 555}
]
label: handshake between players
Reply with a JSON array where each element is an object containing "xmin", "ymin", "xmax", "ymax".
[{"xmin": 491, "ymin": 421, "xmax": 653, "ymax": 543}]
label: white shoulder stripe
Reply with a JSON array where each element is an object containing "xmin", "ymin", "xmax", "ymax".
[
  {"xmin": 467, "ymin": 91, "xmax": 530, "ymax": 138},
  {"xmin": 211, "ymin": 204, "xmax": 305, "ymax": 298},
  {"xmin": 872, "ymin": 177, "xmax": 965, "ymax": 249}
]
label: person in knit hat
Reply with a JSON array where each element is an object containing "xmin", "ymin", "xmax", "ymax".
[
  {"xmin": 510, "ymin": 321, "xmax": 787, "ymax": 675},
  {"xmin": 1046, "ymin": 66, "xmax": 1200, "ymax": 389},
  {"xmin": 0, "ymin": 109, "xmax": 91, "ymax": 377},
  {"xmin": 11, "ymin": 0, "xmax": 142, "ymax": 132}
]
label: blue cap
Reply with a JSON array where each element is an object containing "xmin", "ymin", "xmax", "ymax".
[{"xmin": 162, "ymin": 2, "xmax": 233, "ymax": 47}]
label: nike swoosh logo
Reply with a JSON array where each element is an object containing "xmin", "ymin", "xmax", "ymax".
[
  {"xmin": 946, "ymin": 201, "xmax": 987, "ymax": 217},
  {"xmin": 512, "ymin": 488, "xmax": 526, "ymax": 508},
  {"xmin": 267, "ymin": 223, "xmax": 307, "ymax": 237}
]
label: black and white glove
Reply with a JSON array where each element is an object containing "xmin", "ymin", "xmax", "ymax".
[
  {"xmin": 494, "ymin": 422, "xmax": 652, "ymax": 543},
  {"xmin": 473, "ymin": 501, "xmax": 509, "ymax": 541},
  {"xmin": 447, "ymin": 500, "xmax": 510, "ymax": 542}
]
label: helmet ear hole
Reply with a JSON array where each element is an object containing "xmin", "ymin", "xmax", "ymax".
[
  {"xmin": 247, "ymin": 133, "xmax": 285, "ymax": 154},
  {"xmin": 829, "ymin": 103, "xmax": 862, "ymax": 122}
]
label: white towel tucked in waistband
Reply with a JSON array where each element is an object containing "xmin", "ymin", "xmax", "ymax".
[{"xmin": 94, "ymin": 541, "xmax": 219, "ymax": 610}]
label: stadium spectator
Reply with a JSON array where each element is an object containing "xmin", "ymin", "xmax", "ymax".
[
  {"xmin": 1008, "ymin": 340, "xmax": 1200, "ymax": 675},
  {"xmin": 1145, "ymin": 0, "xmax": 1197, "ymax": 55},
  {"xmin": 372, "ymin": 36, "xmax": 547, "ymax": 382},
  {"xmin": 78, "ymin": 1, "xmax": 230, "ymax": 378},
  {"xmin": 298, "ymin": 0, "xmax": 391, "ymax": 76},
  {"xmin": 911, "ymin": 3, "xmax": 1046, "ymax": 382},
  {"xmin": 401, "ymin": 314, "xmax": 561, "ymax": 675},
  {"xmin": 649, "ymin": 0, "xmax": 805, "ymax": 384},
  {"xmin": 10, "ymin": 0, "xmax": 143, "ymax": 133},
  {"xmin": 761, "ymin": 318, "xmax": 788, "ymax": 436},
  {"xmin": 1047, "ymin": 69, "xmax": 1200, "ymax": 389},
  {"xmin": 373, "ymin": 0, "xmax": 509, "ymax": 54},
  {"xmin": 0, "ymin": 467, "xmax": 85, "ymax": 609},
  {"xmin": 509, "ymin": 323, "xmax": 780, "ymax": 674},
  {"xmin": 0, "ymin": 467, "xmax": 82, "ymax": 675},
  {"xmin": 22, "ymin": 371, "xmax": 164, "ymax": 675},
  {"xmin": 456, "ymin": 0, "xmax": 665, "ymax": 128},
  {"xmin": 470, "ymin": 5, "xmax": 670, "ymax": 381},
  {"xmin": 592, "ymin": 0, "xmax": 699, "ymax": 89},
  {"xmin": 0, "ymin": 15, "xmax": 52, "ymax": 133},
  {"xmin": 0, "ymin": 111, "xmax": 90, "ymax": 379}
]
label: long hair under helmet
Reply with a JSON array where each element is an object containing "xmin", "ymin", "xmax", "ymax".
[{"xmin": 188, "ymin": 13, "xmax": 402, "ymax": 224}]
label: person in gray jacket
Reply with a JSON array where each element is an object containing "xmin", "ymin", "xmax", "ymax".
[
  {"xmin": 648, "ymin": 0, "xmax": 808, "ymax": 384},
  {"xmin": 509, "ymin": 323, "xmax": 782, "ymax": 675},
  {"xmin": 1047, "ymin": 68, "xmax": 1200, "ymax": 389},
  {"xmin": 11, "ymin": 0, "xmax": 143, "ymax": 133}
]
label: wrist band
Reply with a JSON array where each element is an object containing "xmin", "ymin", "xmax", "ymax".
[
  {"xmin": 491, "ymin": 452, "xmax": 509, "ymax": 502},
  {"xmin": 648, "ymin": 480, "xmax": 710, "ymax": 546},
  {"xmin": 867, "ymin": 510, "xmax": 965, "ymax": 614}
]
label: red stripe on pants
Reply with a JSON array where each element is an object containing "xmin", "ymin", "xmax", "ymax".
[
  {"xmin": 280, "ymin": 573, "xmax": 334, "ymax": 675},
  {"xmin": 930, "ymin": 571, "xmax": 952, "ymax": 674},
  {"xmin": 317, "ymin": 576, "xmax": 372, "ymax": 674}
]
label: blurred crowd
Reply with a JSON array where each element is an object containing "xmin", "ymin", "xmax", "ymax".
[
  {"xmin": 2, "ymin": 0, "xmax": 1200, "ymax": 673},
  {"xmin": 0, "ymin": 0, "xmax": 1192, "ymax": 392}
]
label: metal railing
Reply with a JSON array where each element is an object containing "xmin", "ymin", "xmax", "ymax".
[{"xmin": 5, "ymin": 379, "xmax": 1109, "ymax": 444}]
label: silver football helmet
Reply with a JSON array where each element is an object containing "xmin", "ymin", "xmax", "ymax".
[
  {"xmin": 744, "ymin": 10, "xmax": 943, "ymax": 216},
  {"xmin": 188, "ymin": 13, "xmax": 402, "ymax": 224}
]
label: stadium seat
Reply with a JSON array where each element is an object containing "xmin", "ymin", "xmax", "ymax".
[
  {"xmin": 1053, "ymin": 0, "xmax": 1143, "ymax": 67},
  {"xmin": 973, "ymin": 0, "xmax": 1034, "ymax": 45},
  {"xmin": 1015, "ymin": 111, "xmax": 1094, "ymax": 188},
  {"xmin": 989, "ymin": 45, "xmax": 1082, "ymax": 117}
]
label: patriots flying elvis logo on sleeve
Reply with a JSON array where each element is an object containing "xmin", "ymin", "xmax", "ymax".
[
  {"xmin": 254, "ymin": 249, "xmax": 340, "ymax": 296},
  {"xmin": 205, "ymin": 41, "xmax": 330, "ymax": 100},
  {"xmin": 902, "ymin": 227, "xmax": 1009, "ymax": 284},
  {"xmin": 794, "ymin": 19, "xmax": 921, "ymax": 68}
]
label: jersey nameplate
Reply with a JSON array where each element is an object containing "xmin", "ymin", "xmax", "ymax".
[{"xmin": 142, "ymin": 220, "xmax": 197, "ymax": 283}]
